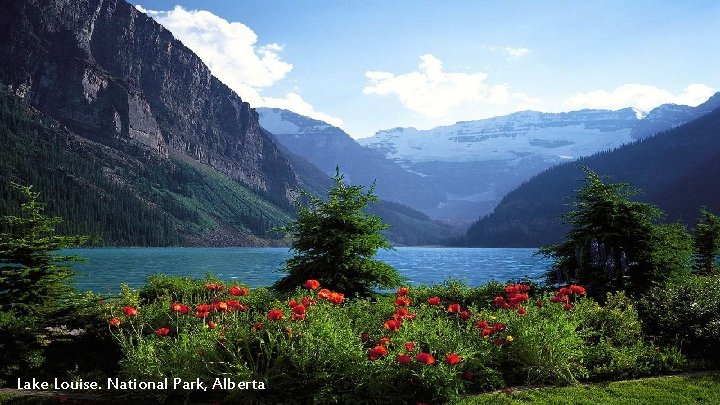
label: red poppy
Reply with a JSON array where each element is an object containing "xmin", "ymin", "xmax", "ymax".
[
  {"xmin": 214, "ymin": 301, "xmax": 228, "ymax": 312},
  {"xmin": 480, "ymin": 328, "xmax": 493, "ymax": 337},
  {"xmin": 563, "ymin": 303, "xmax": 574, "ymax": 311},
  {"xmin": 229, "ymin": 286, "xmax": 249, "ymax": 296},
  {"xmin": 195, "ymin": 311, "xmax": 210, "ymax": 318},
  {"xmin": 445, "ymin": 353, "xmax": 462, "ymax": 365},
  {"xmin": 394, "ymin": 296, "xmax": 412, "ymax": 307},
  {"xmin": 369, "ymin": 345, "xmax": 388, "ymax": 361},
  {"xmin": 493, "ymin": 296, "xmax": 508, "ymax": 309},
  {"xmin": 207, "ymin": 321, "xmax": 216, "ymax": 329},
  {"xmin": 196, "ymin": 304, "xmax": 212, "ymax": 312},
  {"xmin": 460, "ymin": 310, "xmax": 472, "ymax": 320},
  {"xmin": 396, "ymin": 353, "xmax": 412, "ymax": 365},
  {"xmin": 291, "ymin": 313, "xmax": 306, "ymax": 321},
  {"xmin": 170, "ymin": 302, "xmax": 190, "ymax": 314},
  {"xmin": 109, "ymin": 317, "xmax": 121, "ymax": 327},
  {"xmin": 379, "ymin": 337, "xmax": 391, "ymax": 346},
  {"xmin": 492, "ymin": 322, "xmax": 507, "ymax": 332},
  {"xmin": 205, "ymin": 283, "xmax": 225, "ymax": 292},
  {"xmin": 292, "ymin": 304, "xmax": 306, "ymax": 315},
  {"xmin": 155, "ymin": 327, "xmax": 170, "ymax": 336},
  {"xmin": 252, "ymin": 322, "xmax": 264, "ymax": 330},
  {"xmin": 505, "ymin": 284, "xmax": 520, "ymax": 294},
  {"xmin": 517, "ymin": 307, "xmax": 527, "ymax": 315},
  {"xmin": 394, "ymin": 307, "xmax": 416, "ymax": 320},
  {"xmin": 559, "ymin": 287, "xmax": 572, "ymax": 296},
  {"xmin": 384, "ymin": 319, "xmax": 402, "ymax": 332},
  {"xmin": 303, "ymin": 279, "xmax": 321, "ymax": 290},
  {"xmin": 267, "ymin": 309, "xmax": 284, "ymax": 321},
  {"xmin": 396, "ymin": 287, "xmax": 410, "ymax": 296},
  {"xmin": 404, "ymin": 342, "xmax": 416, "ymax": 352},
  {"xmin": 475, "ymin": 320, "xmax": 489, "ymax": 329},
  {"xmin": 317, "ymin": 288, "xmax": 332, "ymax": 299},
  {"xmin": 415, "ymin": 352, "xmax": 435, "ymax": 365},
  {"xmin": 535, "ymin": 299, "xmax": 543, "ymax": 308},
  {"xmin": 301, "ymin": 296, "xmax": 315, "ymax": 307},
  {"xmin": 327, "ymin": 292, "xmax": 344, "ymax": 304},
  {"xmin": 447, "ymin": 303, "xmax": 462, "ymax": 313},
  {"xmin": 570, "ymin": 285, "xmax": 587, "ymax": 295},
  {"xmin": 122, "ymin": 306, "xmax": 138, "ymax": 317},
  {"xmin": 427, "ymin": 296, "xmax": 441, "ymax": 306},
  {"xmin": 288, "ymin": 299, "xmax": 299, "ymax": 308}
]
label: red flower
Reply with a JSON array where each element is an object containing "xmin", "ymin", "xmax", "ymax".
[
  {"xmin": 369, "ymin": 345, "xmax": 388, "ymax": 361},
  {"xmin": 570, "ymin": 285, "xmax": 587, "ymax": 295},
  {"xmin": 475, "ymin": 320, "xmax": 489, "ymax": 329},
  {"xmin": 447, "ymin": 303, "xmax": 462, "ymax": 313},
  {"xmin": 517, "ymin": 307, "xmax": 527, "ymax": 315},
  {"xmin": 122, "ymin": 306, "xmax": 138, "ymax": 317},
  {"xmin": 415, "ymin": 352, "xmax": 435, "ymax": 365},
  {"xmin": 445, "ymin": 353, "xmax": 462, "ymax": 365},
  {"xmin": 214, "ymin": 301, "xmax": 228, "ymax": 312},
  {"xmin": 291, "ymin": 313, "xmax": 306, "ymax": 321},
  {"xmin": 535, "ymin": 299, "xmax": 543, "ymax": 308},
  {"xmin": 252, "ymin": 322, "xmax": 264, "ymax": 330},
  {"xmin": 317, "ymin": 288, "xmax": 332, "ymax": 299},
  {"xmin": 109, "ymin": 317, "xmax": 121, "ymax": 327},
  {"xmin": 492, "ymin": 322, "xmax": 507, "ymax": 333},
  {"xmin": 396, "ymin": 287, "xmax": 410, "ymax": 296},
  {"xmin": 384, "ymin": 319, "xmax": 402, "ymax": 332},
  {"xmin": 195, "ymin": 311, "xmax": 210, "ymax": 318},
  {"xmin": 563, "ymin": 303, "xmax": 574, "ymax": 311},
  {"xmin": 229, "ymin": 286, "xmax": 249, "ymax": 296},
  {"xmin": 404, "ymin": 342, "xmax": 416, "ymax": 352},
  {"xmin": 379, "ymin": 337, "xmax": 391, "ymax": 346},
  {"xmin": 196, "ymin": 304, "xmax": 212, "ymax": 312},
  {"xmin": 170, "ymin": 302, "xmax": 190, "ymax": 314},
  {"xmin": 288, "ymin": 299, "xmax": 299, "ymax": 308},
  {"xmin": 327, "ymin": 292, "xmax": 344, "ymax": 305},
  {"xmin": 396, "ymin": 353, "xmax": 412, "ymax": 365},
  {"xmin": 303, "ymin": 279, "xmax": 321, "ymax": 290},
  {"xmin": 459, "ymin": 310, "xmax": 472, "ymax": 320},
  {"xmin": 267, "ymin": 309, "xmax": 283, "ymax": 321},
  {"xmin": 155, "ymin": 327, "xmax": 170, "ymax": 336},
  {"xmin": 394, "ymin": 307, "xmax": 416, "ymax": 320},
  {"xmin": 480, "ymin": 328, "xmax": 493, "ymax": 337},
  {"xmin": 505, "ymin": 284, "xmax": 520, "ymax": 294},
  {"xmin": 226, "ymin": 300, "xmax": 246, "ymax": 311},
  {"xmin": 427, "ymin": 296, "xmax": 441, "ymax": 306},
  {"xmin": 394, "ymin": 296, "xmax": 412, "ymax": 307},
  {"xmin": 292, "ymin": 304, "xmax": 306, "ymax": 315},
  {"xmin": 493, "ymin": 296, "xmax": 508, "ymax": 308},
  {"xmin": 205, "ymin": 283, "xmax": 225, "ymax": 292},
  {"xmin": 207, "ymin": 321, "xmax": 216, "ymax": 330},
  {"xmin": 559, "ymin": 287, "xmax": 572, "ymax": 296},
  {"xmin": 301, "ymin": 296, "xmax": 315, "ymax": 307}
]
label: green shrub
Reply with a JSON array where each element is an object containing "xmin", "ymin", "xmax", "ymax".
[{"xmin": 637, "ymin": 274, "xmax": 720, "ymax": 365}]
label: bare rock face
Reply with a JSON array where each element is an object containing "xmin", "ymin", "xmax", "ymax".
[{"xmin": 0, "ymin": 0, "xmax": 297, "ymax": 206}]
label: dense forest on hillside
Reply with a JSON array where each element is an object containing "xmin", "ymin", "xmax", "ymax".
[
  {"xmin": 0, "ymin": 89, "xmax": 293, "ymax": 246},
  {"xmin": 466, "ymin": 107, "xmax": 720, "ymax": 247}
]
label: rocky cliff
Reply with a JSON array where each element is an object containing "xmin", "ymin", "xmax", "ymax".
[{"xmin": 0, "ymin": 0, "xmax": 297, "ymax": 207}]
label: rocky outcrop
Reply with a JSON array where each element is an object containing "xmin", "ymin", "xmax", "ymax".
[{"xmin": 0, "ymin": 0, "xmax": 297, "ymax": 206}]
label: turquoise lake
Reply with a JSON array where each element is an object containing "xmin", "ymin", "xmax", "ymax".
[{"xmin": 64, "ymin": 247, "xmax": 552, "ymax": 293}]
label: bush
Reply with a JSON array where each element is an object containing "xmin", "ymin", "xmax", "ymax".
[{"xmin": 637, "ymin": 275, "xmax": 720, "ymax": 365}]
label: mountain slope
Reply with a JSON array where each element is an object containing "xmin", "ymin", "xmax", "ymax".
[
  {"xmin": 0, "ymin": 0, "xmax": 298, "ymax": 209},
  {"xmin": 0, "ymin": 88, "xmax": 292, "ymax": 246},
  {"xmin": 465, "ymin": 102, "xmax": 720, "ymax": 247},
  {"xmin": 258, "ymin": 108, "xmax": 445, "ymax": 215}
]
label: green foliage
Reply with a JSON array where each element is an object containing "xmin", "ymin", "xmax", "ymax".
[
  {"xmin": 274, "ymin": 169, "xmax": 404, "ymax": 296},
  {"xmin": 0, "ymin": 183, "xmax": 91, "ymax": 318},
  {"xmin": 693, "ymin": 208, "xmax": 720, "ymax": 275},
  {"xmin": 637, "ymin": 274, "xmax": 720, "ymax": 365},
  {"xmin": 540, "ymin": 167, "xmax": 693, "ymax": 300}
]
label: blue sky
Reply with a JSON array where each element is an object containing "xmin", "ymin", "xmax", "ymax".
[{"xmin": 132, "ymin": 1, "xmax": 720, "ymax": 138}]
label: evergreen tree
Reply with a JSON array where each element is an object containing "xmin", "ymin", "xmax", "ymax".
[
  {"xmin": 274, "ymin": 169, "xmax": 403, "ymax": 296},
  {"xmin": 693, "ymin": 208, "xmax": 720, "ymax": 275},
  {"xmin": 540, "ymin": 167, "xmax": 692, "ymax": 300},
  {"xmin": 0, "ymin": 183, "xmax": 91, "ymax": 319}
]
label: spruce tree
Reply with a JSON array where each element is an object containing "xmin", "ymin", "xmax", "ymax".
[
  {"xmin": 0, "ymin": 183, "xmax": 91, "ymax": 319},
  {"xmin": 274, "ymin": 169, "xmax": 403, "ymax": 296},
  {"xmin": 693, "ymin": 208, "xmax": 720, "ymax": 275}
]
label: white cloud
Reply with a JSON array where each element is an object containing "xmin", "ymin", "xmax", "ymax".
[
  {"xmin": 505, "ymin": 46, "xmax": 529, "ymax": 60},
  {"xmin": 563, "ymin": 83, "xmax": 716, "ymax": 112},
  {"xmin": 363, "ymin": 54, "xmax": 535, "ymax": 118},
  {"xmin": 135, "ymin": 5, "xmax": 342, "ymax": 126}
]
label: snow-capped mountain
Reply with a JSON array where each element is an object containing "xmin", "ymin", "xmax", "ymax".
[
  {"xmin": 259, "ymin": 98, "xmax": 715, "ymax": 225},
  {"xmin": 358, "ymin": 109, "xmax": 641, "ymax": 165}
]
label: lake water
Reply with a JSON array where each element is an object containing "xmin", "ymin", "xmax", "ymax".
[{"xmin": 64, "ymin": 247, "xmax": 551, "ymax": 294}]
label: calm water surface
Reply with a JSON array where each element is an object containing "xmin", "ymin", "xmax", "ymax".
[{"xmin": 64, "ymin": 247, "xmax": 551, "ymax": 293}]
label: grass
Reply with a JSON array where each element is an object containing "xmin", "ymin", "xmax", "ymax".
[{"xmin": 457, "ymin": 372, "xmax": 720, "ymax": 404}]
